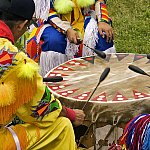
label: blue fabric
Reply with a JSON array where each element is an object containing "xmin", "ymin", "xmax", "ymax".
[
  {"xmin": 41, "ymin": 26, "xmax": 67, "ymax": 54},
  {"xmin": 41, "ymin": 17, "xmax": 113, "ymax": 54},
  {"xmin": 84, "ymin": 17, "xmax": 113, "ymax": 51},
  {"xmin": 142, "ymin": 123, "xmax": 150, "ymax": 150}
]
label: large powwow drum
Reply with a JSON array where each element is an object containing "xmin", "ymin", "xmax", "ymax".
[{"xmin": 46, "ymin": 53, "xmax": 150, "ymax": 149}]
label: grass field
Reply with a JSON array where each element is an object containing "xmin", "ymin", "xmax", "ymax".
[{"xmin": 107, "ymin": 0, "xmax": 150, "ymax": 54}]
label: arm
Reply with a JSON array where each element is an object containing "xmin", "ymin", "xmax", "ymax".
[
  {"xmin": 95, "ymin": 0, "xmax": 114, "ymax": 42},
  {"xmin": 47, "ymin": 9, "xmax": 80, "ymax": 44},
  {"xmin": 60, "ymin": 106, "xmax": 85, "ymax": 126}
]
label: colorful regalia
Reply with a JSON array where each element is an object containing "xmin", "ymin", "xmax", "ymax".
[
  {"xmin": 27, "ymin": 0, "xmax": 116, "ymax": 77},
  {"xmin": 0, "ymin": 20, "xmax": 77, "ymax": 150},
  {"xmin": 119, "ymin": 114, "xmax": 150, "ymax": 150}
]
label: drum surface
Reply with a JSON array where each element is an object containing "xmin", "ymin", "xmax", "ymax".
[{"xmin": 46, "ymin": 53, "xmax": 150, "ymax": 122}]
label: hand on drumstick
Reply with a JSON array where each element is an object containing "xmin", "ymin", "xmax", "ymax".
[
  {"xmin": 72, "ymin": 109, "xmax": 85, "ymax": 126},
  {"xmin": 66, "ymin": 28, "xmax": 80, "ymax": 45}
]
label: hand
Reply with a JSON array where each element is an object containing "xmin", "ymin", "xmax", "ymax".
[
  {"xmin": 72, "ymin": 109, "xmax": 85, "ymax": 126},
  {"xmin": 98, "ymin": 22, "xmax": 114, "ymax": 43},
  {"xmin": 66, "ymin": 28, "xmax": 80, "ymax": 44}
]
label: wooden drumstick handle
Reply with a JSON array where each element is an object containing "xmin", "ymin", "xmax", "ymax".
[{"xmin": 82, "ymin": 67, "xmax": 110, "ymax": 110}]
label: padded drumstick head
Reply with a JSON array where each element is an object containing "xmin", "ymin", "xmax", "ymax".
[
  {"xmin": 99, "ymin": 67, "xmax": 110, "ymax": 83},
  {"xmin": 43, "ymin": 76, "xmax": 63, "ymax": 82},
  {"xmin": 128, "ymin": 65, "xmax": 150, "ymax": 76},
  {"xmin": 82, "ymin": 67, "xmax": 110, "ymax": 110},
  {"xmin": 147, "ymin": 54, "xmax": 150, "ymax": 59},
  {"xmin": 83, "ymin": 44, "xmax": 106, "ymax": 59},
  {"xmin": 94, "ymin": 49, "xmax": 106, "ymax": 59}
]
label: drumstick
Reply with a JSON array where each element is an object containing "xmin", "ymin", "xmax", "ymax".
[
  {"xmin": 43, "ymin": 76, "xmax": 63, "ymax": 82},
  {"xmin": 83, "ymin": 43, "xmax": 106, "ymax": 59},
  {"xmin": 147, "ymin": 54, "xmax": 150, "ymax": 59},
  {"xmin": 82, "ymin": 67, "xmax": 110, "ymax": 110},
  {"xmin": 128, "ymin": 65, "xmax": 150, "ymax": 77}
]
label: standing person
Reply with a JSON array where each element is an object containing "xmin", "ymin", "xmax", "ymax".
[
  {"xmin": 0, "ymin": 0, "xmax": 85, "ymax": 149},
  {"xmin": 27, "ymin": 0, "xmax": 116, "ymax": 77}
]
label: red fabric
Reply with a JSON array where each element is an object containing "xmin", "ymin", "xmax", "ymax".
[
  {"xmin": 64, "ymin": 107, "xmax": 76, "ymax": 122},
  {"xmin": 0, "ymin": 20, "xmax": 14, "ymax": 44}
]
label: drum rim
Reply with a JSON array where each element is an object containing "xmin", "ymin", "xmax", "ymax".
[{"xmin": 46, "ymin": 53, "xmax": 150, "ymax": 104}]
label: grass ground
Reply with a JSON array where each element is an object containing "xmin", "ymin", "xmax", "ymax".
[{"xmin": 107, "ymin": 0, "xmax": 150, "ymax": 53}]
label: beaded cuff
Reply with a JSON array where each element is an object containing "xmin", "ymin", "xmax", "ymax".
[{"xmin": 96, "ymin": 2, "xmax": 109, "ymax": 23}]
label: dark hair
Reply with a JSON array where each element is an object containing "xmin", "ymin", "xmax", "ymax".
[{"xmin": 0, "ymin": 10, "xmax": 29, "ymax": 30}]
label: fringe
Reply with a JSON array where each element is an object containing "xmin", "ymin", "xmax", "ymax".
[
  {"xmin": 16, "ymin": 77, "xmax": 37, "ymax": 107},
  {"xmin": 0, "ymin": 61, "xmax": 38, "ymax": 124},
  {"xmin": 0, "ymin": 82, "xmax": 15, "ymax": 107},
  {"xmin": 33, "ymin": 0, "xmax": 50, "ymax": 20},
  {"xmin": 39, "ymin": 51, "xmax": 68, "ymax": 77},
  {"xmin": 65, "ymin": 39, "xmax": 79, "ymax": 60},
  {"xmin": 82, "ymin": 18, "xmax": 99, "ymax": 56}
]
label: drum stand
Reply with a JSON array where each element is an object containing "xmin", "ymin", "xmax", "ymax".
[{"xmin": 97, "ymin": 115, "xmax": 122, "ymax": 150}]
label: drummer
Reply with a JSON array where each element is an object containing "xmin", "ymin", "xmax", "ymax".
[
  {"xmin": 0, "ymin": 0, "xmax": 85, "ymax": 149},
  {"xmin": 27, "ymin": 0, "xmax": 116, "ymax": 77}
]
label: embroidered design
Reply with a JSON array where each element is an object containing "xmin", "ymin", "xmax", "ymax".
[
  {"xmin": 0, "ymin": 48, "xmax": 17, "ymax": 77},
  {"xmin": 31, "ymin": 87, "xmax": 60, "ymax": 120}
]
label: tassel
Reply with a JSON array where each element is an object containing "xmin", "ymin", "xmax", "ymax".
[
  {"xmin": 17, "ymin": 59, "xmax": 39, "ymax": 79},
  {"xmin": 54, "ymin": 0, "xmax": 75, "ymax": 14},
  {"xmin": 0, "ymin": 82, "xmax": 15, "ymax": 107},
  {"xmin": 77, "ymin": 0, "xmax": 95, "ymax": 8},
  {"xmin": 16, "ymin": 77, "xmax": 37, "ymax": 106}
]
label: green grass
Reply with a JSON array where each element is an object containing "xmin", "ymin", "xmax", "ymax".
[{"xmin": 107, "ymin": 0, "xmax": 150, "ymax": 53}]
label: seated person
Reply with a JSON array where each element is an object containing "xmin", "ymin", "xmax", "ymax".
[
  {"xmin": 27, "ymin": 0, "xmax": 116, "ymax": 77},
  {"xmin": 0, "ymin": 0, "xmax": 85, "ymax": 149}
]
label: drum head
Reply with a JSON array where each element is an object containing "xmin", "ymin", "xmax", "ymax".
[{"xmin": 46, "ymin": 53, "xmax": 150, "ymax": 122}]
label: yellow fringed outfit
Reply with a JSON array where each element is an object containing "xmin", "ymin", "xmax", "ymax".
[{"xmin": 0, "ymin": 20, "xmax": 77, "ymax": 150}]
